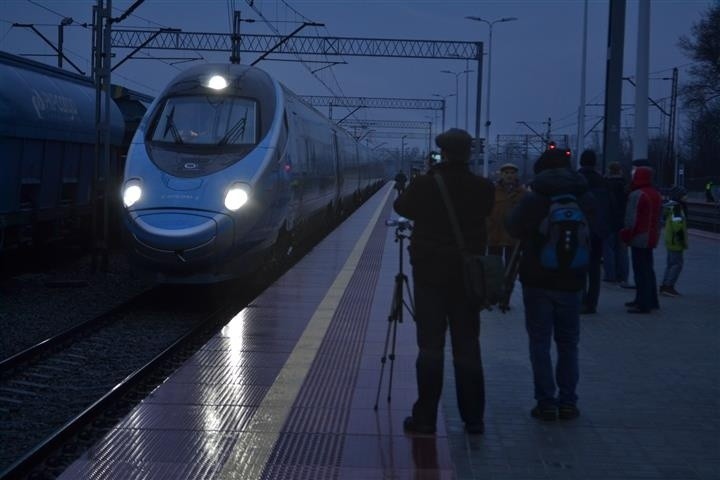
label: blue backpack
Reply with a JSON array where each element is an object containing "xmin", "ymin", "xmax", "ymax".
[{"xmin": 538, "ymin": 194, "xmax": 590, "ymax": 271}]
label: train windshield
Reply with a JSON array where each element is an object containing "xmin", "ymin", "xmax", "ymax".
[{"xmin": 150, "ymin": 95, "xmax": 258, "ymax": 146}]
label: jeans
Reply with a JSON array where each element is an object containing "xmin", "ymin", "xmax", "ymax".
[
  {"xmin": 522, "ymin": 286, "xmax": 580, "ymax": 407},
  {"xmin": 602, "ymin": 232, "xmax": 629, "ymax": 282},
  {"xmin": 662, "ymin": 250, "xmax": 684, "ymax": 287},
  {"xmin": 411, "ymin": 279, "xmax": 485, "ymax": 426},
  {"xmin": 631, "ymin": 247, "xmax": 659, "ymax": 310}
]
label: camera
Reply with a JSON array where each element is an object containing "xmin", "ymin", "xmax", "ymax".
[{"xmin": 385, "ymin": 217, "xmax": 412, "ymax": 231}]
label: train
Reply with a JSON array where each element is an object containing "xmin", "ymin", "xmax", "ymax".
[
  {"xmin": 121, "ymin": 63, "xmax": 388, "ymax": 283},
  {"xmin": 0, "ymin": 50, "xmax": 152, "ymax": 255}
]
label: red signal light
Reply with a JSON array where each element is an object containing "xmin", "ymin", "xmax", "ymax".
[{"xmin": 548, "ymin": 141, "xmax": 556, "ymax": 150}]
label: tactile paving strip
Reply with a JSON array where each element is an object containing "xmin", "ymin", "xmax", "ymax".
[{"xmin": 261, "ymin": 198, "xmax": 393, "ymax": 479}]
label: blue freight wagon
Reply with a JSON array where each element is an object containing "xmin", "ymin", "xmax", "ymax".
[{"xmin": 0, "ymin": 50, "xmax": 150, "ymax": 252}]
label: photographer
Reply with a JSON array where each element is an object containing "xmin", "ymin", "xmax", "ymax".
[{"xmin": 393, "ymin": 128, "xmax": 494, "ymax": 435}]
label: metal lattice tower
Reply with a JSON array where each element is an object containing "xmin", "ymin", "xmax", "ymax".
[{"xmin": 110, "ymin": 29, "xmax": 480, "ymax": 60}]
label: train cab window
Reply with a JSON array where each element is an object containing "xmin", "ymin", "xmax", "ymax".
[{"xmin": 150, "ymin": 95, "xmax": 258, "ymax": 147}]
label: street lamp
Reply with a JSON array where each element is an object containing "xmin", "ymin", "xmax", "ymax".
[
  {"xmin": 466, "ymin": 15, "xmax": 518, "ymax": 177},
  {"xmin": 432, "ymin": 93, "xmax": 455, "ymax": 131},
  {"xmin": 400, "ymin": 134, "xmax": 408, "ymax": 172},
  {"xmin": 440, "ymin": 69, "xmax": 472, "ymax": 129}
]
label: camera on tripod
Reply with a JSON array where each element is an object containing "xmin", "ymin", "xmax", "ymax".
[{"xmin": 385, "ymin": 217, "xmax": 412, "ymax": 232}]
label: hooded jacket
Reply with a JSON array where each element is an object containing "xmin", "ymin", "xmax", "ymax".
[
  {"xmin": 393, "ymin": 160, "xmax": 494, "ymax": 286},
  {"xmin": 505, "ymin": 167, "xmax": 592, "ymax": 291},
  {"xmin": 620, "ymin": 166, "xmax": 662, "ymax": 248}
]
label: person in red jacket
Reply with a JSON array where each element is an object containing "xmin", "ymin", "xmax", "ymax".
[{"xmin": 620, "ymin": 166, "xmax": 662, "ymax": 313}]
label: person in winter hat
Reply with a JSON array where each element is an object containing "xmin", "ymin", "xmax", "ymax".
[
  {"xmin": 487, "ymin": 162, "xmax": 526, "ymax": 266},
  {"xmin": 505, "ymin": 147, "xmax": 593, "ymax": 422},
  {"xmin": 659, "ymin": 186, "xmax": 688, "ymax": 297}
]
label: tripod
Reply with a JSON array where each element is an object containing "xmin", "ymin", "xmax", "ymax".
[{"xmin": 374, "ymin": 225, "xmax": 414, "ymax": 410}]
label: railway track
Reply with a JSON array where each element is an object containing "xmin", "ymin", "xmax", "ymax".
[
  {"xmin": 687, "ymin": 200, "xmax": 720, "ymax": 233},
  {"xmin": 0, "ymin": 202, "xmax": 352, "ymax": 479},
  {"xmin": 0, "ymin": 285, "xmax": 240, "ymax": 478}
]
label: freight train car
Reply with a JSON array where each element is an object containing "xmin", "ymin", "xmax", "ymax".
[{"xmin": 0, "ymin": 51, "xmax": 151, "ymax": 254}]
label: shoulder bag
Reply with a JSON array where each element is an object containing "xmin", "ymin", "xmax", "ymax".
[{"xmin": 433, "ymin": 174, "xmax": 504, "ymax": 310}]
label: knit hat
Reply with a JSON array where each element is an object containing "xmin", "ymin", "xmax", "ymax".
[
  {"xmin": 668, "ymin": 185, "xmax": 687, "ymax": 201},
  {"xmin": 580, "ymin": 149, "xmax": 597, "ymax": 167},
  {"xmin": 533, "ymin": 148, "xmax": 571, "ymax": 174}
]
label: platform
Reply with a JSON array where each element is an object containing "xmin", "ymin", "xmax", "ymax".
[{"xmin": 59, "ymin": 182, "xmax": 720, "ymax": 480}]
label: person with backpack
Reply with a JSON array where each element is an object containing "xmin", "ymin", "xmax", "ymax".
[
  {"xmin": 505, "ymin": 147, "xmax": 593, "ymax": 422},
  {"xmin": 659, "ymin": 186, "xmax": 688, "ymax": 297},
  {"xmin": 619, "ymin": 166, "xmax": 662, "ymax": 313},
  {"xmin": 577, "ymin": 150, "xmax": 612, "ymax": 314}
]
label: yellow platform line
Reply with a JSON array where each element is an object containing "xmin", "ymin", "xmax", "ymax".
[{"xmin": 220, "ymin": 184, "xmax": 393, "ymax": 480}]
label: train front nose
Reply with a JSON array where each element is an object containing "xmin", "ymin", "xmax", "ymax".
[{"xmin": 127, "ymin": 209, "xmax": 234, "ymax": 269}]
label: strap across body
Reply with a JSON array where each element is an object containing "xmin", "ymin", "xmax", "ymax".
[{"xmin": 433, "ymin": 173, "xmax": 468, "ymax": 253}]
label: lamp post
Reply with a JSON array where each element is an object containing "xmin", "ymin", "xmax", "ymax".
[
  {"xmin": 432, "ymin": 93, "xmax": 454, "ymax": 131},
  {"xmin": 466, "ymin": 15, "xmax": 518, "ymax": 177},
  {"xmin": 400, "ymin": 134, "xmax": 408, "ymax": 172},
  {"xmin": 441, "ymin": 69, "xmax": 472, "ymax": 128}
]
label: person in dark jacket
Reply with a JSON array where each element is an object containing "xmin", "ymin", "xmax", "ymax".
[
  {"xmin": 394, "ymin": 170, "xmax": 408, "ymax": 194},
  {"xmin": 603, "ymin": 161, "xmax": 630, "ymax": 286},
  {"xmin": 394, "ymin": 128, "xmax": 494, "ymax": 435},
  {"xmin": 505, "ymin": 148, "xmax": 592, "ymax": 422},
  {"xmin": 577, "ymin": 149, "xmax": 611, "ymax": 314},
  {"xmin": 620, "ymin": 166, "xmax": 662, "ymax": 313}
]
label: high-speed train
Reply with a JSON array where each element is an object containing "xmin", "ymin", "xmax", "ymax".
[{"xmin": 121, "ymin": 63, "xmax": 387, "ymax": 283}]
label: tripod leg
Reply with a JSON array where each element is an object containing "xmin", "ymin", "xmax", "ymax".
[
  {"xmin": 386, "ymin": 310, "xmax": 399, "ymax": 404},
  {"xmin": 374, "ymin": 273, "xmax": 405, "ymax": 409},
  {"xmin": 373, "ymin": 313, "xmax": 393, "ymax": 410},
  {"xmin": 402, "ymin": 274, "xmax": 415, "ymax": 318}
]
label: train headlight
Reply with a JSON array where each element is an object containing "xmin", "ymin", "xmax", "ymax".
[
  {"xmin": 122, "ymin": 180, "xmax": 142, "ymax": 208},
  {"xmin": 224, "ymin": 183, "xmax": 249, "ymax": 211},
  {"xmin": 207, "ymin": 75, "xmax": 228, "ymax": 90}
]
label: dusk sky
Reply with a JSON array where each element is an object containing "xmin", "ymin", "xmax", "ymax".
[{"xmin": 1, "ymin": 0, "xmax": 712, "ymax": 154}]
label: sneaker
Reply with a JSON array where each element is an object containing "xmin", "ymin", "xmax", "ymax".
[
  {"xmin": 403, "ymin": 416, "xmax": 436, "ymax": 435},
  {"xmin": 619, "ymin": 281, "xmax": 636, "ymax": 289},
  {"xmin": 660, "ymin": 286, "xmax": 680, "ymax": 297},
  {"xmin": 659, "ymin": 285, "xmax": 673, "ymax": 297},
  {"xmin": 624, "ymin": 301, "xmax": 638, "ymax": 307},
  {"xmin": 558, "ymin": 404, "xmax": 580, "ymax": 420},
  {"xmin": 580, "ymin": 305, "xmax": 597, "ymax": 314},
  {"xmin": 531, "ymin": 404, "xmax": 557, "ymax": 421}
]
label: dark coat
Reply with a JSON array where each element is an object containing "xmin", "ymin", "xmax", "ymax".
[
  {"xmin": 578, "ymin": 166, "xmax": 612, "ymax": 239},
  {"xmin": 393, "ymin": 161, "xmax": 494, "ymax": 287},
  {"xmin": 605, "ymin": 174, "xmax": 628, "ymax": 232},
  {"xmin": 505, "ymin": 168, "xmax": 592, "ymax": 292}
]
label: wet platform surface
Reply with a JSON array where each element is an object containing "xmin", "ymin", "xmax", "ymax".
[{"xmin": 59, "ymin": 183, "xmax": 720, "ymax": 480}]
